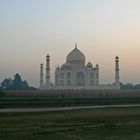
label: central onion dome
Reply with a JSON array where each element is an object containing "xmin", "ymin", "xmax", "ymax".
[{"xmin": 66, "ymin": 43, "xmax": 86, "ymax": 66}]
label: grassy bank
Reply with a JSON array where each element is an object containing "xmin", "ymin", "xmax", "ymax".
[{"xmin": 0, "ymin": 107, "xmax": 140, "ymax": 140}]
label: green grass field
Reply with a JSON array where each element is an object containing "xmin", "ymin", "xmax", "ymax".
[{"xmin": 1, "ymin": 107, "xmax": 140, "ymax": 140}]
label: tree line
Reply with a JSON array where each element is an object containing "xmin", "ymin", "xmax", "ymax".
[
  {"xmin": 0, "ymin": 73, "xmax": 37, "ymax": 90},
  {"xmin": 120, "ymin": 82, "xmax": 140, "ymax": 90},
  {"xmin": 0, "ymin": 74, "xmax": 140, "ymax": 90}
]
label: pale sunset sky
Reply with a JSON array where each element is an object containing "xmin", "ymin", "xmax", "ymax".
[{"xmin": 0, "ymin": 0, "xmax": 140, "ymax": 87}]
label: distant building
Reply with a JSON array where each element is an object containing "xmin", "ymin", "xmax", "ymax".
[{"xmin": 40, "ymin": 43, "xmax": 120, "ymax": 90}]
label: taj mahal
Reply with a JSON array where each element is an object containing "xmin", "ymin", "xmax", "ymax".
[{"xmin": 39, "ymin": 43, "xmax": 120, "ymax": 90}]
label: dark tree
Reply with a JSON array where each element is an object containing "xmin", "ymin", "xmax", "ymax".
[
  {"xmin": 1, "ymin": 78, "xmax": 13, "ymax": 90},
  {"xmin": 13, "ymin": 73, "xmax": 22, "ymax": 90},
  {"xmin": 0, "ymin": 73, "xmax": 37, "ymax": 90},
  {"xmin": 22, "ymin": 80, "xmax": 29, "ymax": 89}
]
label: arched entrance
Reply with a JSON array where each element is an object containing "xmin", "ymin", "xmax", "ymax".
[{"xmin": 76, "ymin": 72, "xmax": 85, "ymax": 86}]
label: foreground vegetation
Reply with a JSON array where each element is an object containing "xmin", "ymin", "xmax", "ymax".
[
  {"xmin": 1, "ymin": 96, "xmax": 140, "ymax": 108},
  {"xmin": 1, "ymin": 107, "xmax": 140, "ymax": 140},
  {"xmin": 1, "ymin": 90, "xmax": 140, "ymax": 108}
]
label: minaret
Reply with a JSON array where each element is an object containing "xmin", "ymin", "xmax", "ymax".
[
  {"xmin": 40, "ymin": 63, "xmax": 44, "ymax": 88},
  {"xmin": 115, "ymin": 56, "xmax": 120, "ymax": 88},
  {"xmin": 96, "ymin": 64, "xmax": 99, "ymax": 85},
  {"xmin": 45, "ymin": 54, "xmax": 50, "ymax": 87}
]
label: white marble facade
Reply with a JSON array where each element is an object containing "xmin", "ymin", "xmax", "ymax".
[{"xmin": 40, "ymin": 44, "xmax": 120, "ymax": 90}]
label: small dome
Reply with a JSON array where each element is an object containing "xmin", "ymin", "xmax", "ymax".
[
  {"xmin": 66, "ymin": 45, "xmax": 86, "ymax": 66},
  {"xmin": 46, "ymin": 54, "xmax": 50, "ymax": 58},
  {"xmin": 96, "ymin": 64, "xmax": 99, "ymax": 69},
  {"xmin": 87, "ymin": 62, "xmax": 93, "ymax": 68}
]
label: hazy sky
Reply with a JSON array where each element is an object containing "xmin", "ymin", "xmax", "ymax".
[{"xmin": 0, "ymin": 0, "xmax": 140, "ymax": 87}]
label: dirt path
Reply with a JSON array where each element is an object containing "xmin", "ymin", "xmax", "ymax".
[{"xmin": 0, "ymin": 104, "xmax": 140, "ymax": 112}]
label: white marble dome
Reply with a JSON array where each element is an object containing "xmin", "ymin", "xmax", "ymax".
[{"xmin": 66, "ymin": 45, "xmax": 86, "ymax": 66}]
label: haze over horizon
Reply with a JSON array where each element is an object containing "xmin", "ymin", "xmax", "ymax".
[{"xmin": 0, "ymin": 0, "xmax": 140, "ymax": 87}]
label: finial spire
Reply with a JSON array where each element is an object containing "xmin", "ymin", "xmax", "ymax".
[{"xmin": 75, "ymin": 42, "xmax": 77, "ymax": 49}]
